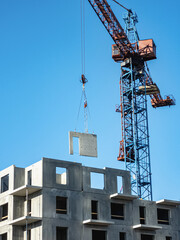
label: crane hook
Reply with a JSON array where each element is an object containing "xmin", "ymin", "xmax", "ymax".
[{"xmin": 80, "ymin": 74, "xmax": 88, "ymax": 85}]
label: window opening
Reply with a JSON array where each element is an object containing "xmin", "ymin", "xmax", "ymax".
[
  {"xmin": 0, "ymin": 233, "xmax": 7, "ymax": 240},
  {"xmin": 27, "ymin": 170, "xmax": 32, "ymax": 185},
  {"xmin": 56, "ymin": 197, "xmax": 67, "ymax": 214},
  {"xmin": 92, "ymin": 230, "xmax": 106, "ymax": 240},
  {"xmin": 119, "ymin": 232, "xmax": 126, "ymax": 240},
  {"xmin": 117, "ymin": 176, "xmax": 123, "ymax": 193},
  {"xmin": 91, "ymin": 200, "xmax": 98, "ymax": 219},
  {"xmin": 27, "ymin": 199, "xmax": 31, "ymax": 216},
  {"xmin": 56, "ymin": 167, "xmax": 67, "ymax": 185},
  {"xmin": 139, "ymin": 206, "xmax": 146, "ymax": 224},
  {"xmin": 111, "ymin": 203, "xmax": 124, "ymax": 220},
  {"xmin": 0, "ymin": 203, "xmax": 8, "ymax": 221},
  {"xmin": 157, "ymin": 208, "xmax": 169, "ymax": 225},
  {"xmin": 56, "ymin": 227, "xmax": 67, "ymax": 240},
  {"xmin": 1, "ymin": 175, "xmax": 9, "ymax": 193},
  {"xmin": 141, "ymin": 234, "xmax": 154, "ymax": 240},
  {"xmin": 166, "ymin": 237, "xmax": 172, "ymax": 240},
  {"xmin": 90, "ymin": 172, "xmax": 104, "ymax": 189},
  {"xmin": 73, "ymin": 137, "xmax": 79, "ymax": 154}
]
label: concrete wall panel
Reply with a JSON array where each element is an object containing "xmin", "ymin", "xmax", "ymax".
[
  {"xmin": 25, "ymin": 160, "xmax": 43, "ymax": 187},
  {"xmin": 13, "ymin": 196, "xmax": 24, "ymax": 219},
  {"xmin": 42, "ymin": 158, "xmax": 82, "ymax": 191},
  {"xmin": 31, "ymin": 192, "xmax": 42, "ymax": 217},
  {"xmin": 69, "ymin": 131, "xmax": 97, "ymax": 157},
  {"xmin": 0, "ymin": 165, "xmax": 14, "ymax": 195},
  {"xmin": 14, "ymin": 168, "xmax": 25, "ymax": 190},
  {"xmin": 13, "ymin": 226, "xmax": 24, "ymax": 240}
]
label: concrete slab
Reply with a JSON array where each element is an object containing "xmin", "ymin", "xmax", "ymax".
[
  {"xmin": 156, "ymin": 199, "xmax": 180, "ymax": 206},
  {"xmin": 9, "ymin": 216, "xmax": 42, "ymax": 226},
  {"xmin": 83, "ymin": 219, "xmax": 114, "ymax": 226},
  {"xmin": 133, "ymin": 224, "xmax": 162, "ymax": 230},
  {"xmin": 10, "ymin": 185, "xmax": 42, "ymax": 196},
  {"xmin": 110, "ymin": 193, "xmax": 138, "ymax": 200},
  {"xmin": 69, "ymin": 131, "xmax": 97, "ymax": 157}
]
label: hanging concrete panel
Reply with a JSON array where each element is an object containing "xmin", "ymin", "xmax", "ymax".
[{"xmin": 69, "ymin": 131, "xmax": 97, "ymax": 157}]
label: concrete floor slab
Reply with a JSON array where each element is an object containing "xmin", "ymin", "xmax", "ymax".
[
  {"xmin": 133, "ymin": 224, "xmax": 162, "ymax": 230},
  {"xmin": 9, "ymin": 216, "xmax": 42, "ymax": 226},
  {"xmin": 110, "ymin": 193, "xmax": 138, "ymax": 200},
  {"xmin": 10, "ymin": 185, "xmax": 42, "ymax": 196},
  {"xmin": 83, "ymin": 219, "xmax": 114, "ymax": 226},
  {"xmin": 156, "ymin": 199, "xmax": 180, "ymax": 206}
]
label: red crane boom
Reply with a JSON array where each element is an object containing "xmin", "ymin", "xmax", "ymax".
[
  {"xmin": 88, "ymin": 0, "xmax": 135, "ymax": 59},
  {"xmin": 88, "ymin": 0, "xmax": 175, "ymax": 108}
]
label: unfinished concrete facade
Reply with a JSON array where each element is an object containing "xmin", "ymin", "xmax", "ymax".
[{"xmin": 0, "ymin": 158, "xmax": 180, "ymax": 240}]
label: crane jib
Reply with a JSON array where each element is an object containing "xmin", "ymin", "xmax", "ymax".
[{"xmin": 88, "ymin": 0, "xmax": 135, "ymax": 58}]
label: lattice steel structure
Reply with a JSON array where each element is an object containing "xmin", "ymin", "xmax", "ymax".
[
  {"xmin": 88, "ymin": 0, "xmax": 175, "ymax": 200},
  {"xmin": 118, "ymin": 12, "xmax": 152, "ymax": 200}
]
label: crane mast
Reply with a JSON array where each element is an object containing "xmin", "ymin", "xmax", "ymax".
[
  {"xmin": 118, "ymin": 11, "xmax": 152, "ymax": 199},
  {"xmin": 88, "ymin": 0, "xmax": 175, "ymax": 200}
]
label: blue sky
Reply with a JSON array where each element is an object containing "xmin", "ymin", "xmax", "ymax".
[{"xmin": 0, "ymin": 0, "xmax": 179, "ymax": 201}]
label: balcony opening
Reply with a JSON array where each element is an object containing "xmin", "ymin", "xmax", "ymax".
[
  {"xmin": 157, "ymin": 208, "xmax": 169, "ymax": 225},
  {"xmin": 119, "ymin": 232, "xmax": 126, "ymax": 240},
  {"xmin": 139, "ymin": 206, "xmax": 146, "ymax": 224},
  {"xmin": 0, "ymin": 203, "xmax": 8, "ymax": 221},
  {"xmin": 0, "ymin": 233, "xmax": 7, "ymax": 240},
  {"xmin": 56, "ymin": 167, "xmax": 67, "ymax": 185},
  {"xmin": 27, "ymin": 199, "xmax": 31, "ymax": 216},
  {"xmin": 141, "ymin": 234, "xmax": 154, "ymax": 240},
  {"xmin": 27, "ymin": 170, "xmax": 32, "ymax": 185},
  {"xmin": 92, "ymin": 230, "xmax": 106, "ymax": 240},
  {"xmin": 91, "ymin": 200, "xmax": 98, "ymax": 220},
  {"xmin": 56, "ymin": 196, "xmax": 67, "ymax": 214},
  {"xmin": 111, "ymin": 203, "xmax": 124, "ymax": 220},
  {"xmin": 1, "ymin": 174, "xmax": 9, "ymax": 193},
  {"xmin": 56, "ymin": 227, "xmax": 67, "ymax": 240},
  {"xmin": 117, "ymin": 176, "xmax": 123, "ymax": 193},
  {"xmin": 90, "ymin": 172, "xmax": 104, "ymax": 189}
]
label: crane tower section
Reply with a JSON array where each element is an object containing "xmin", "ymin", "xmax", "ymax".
[
  {"xmin": 117, "ymin": 12, "xmax": 153, "ymax": 200},
  {"xmin": 88, "ymin": 0, "xmax": 175, "ymax": 200}
]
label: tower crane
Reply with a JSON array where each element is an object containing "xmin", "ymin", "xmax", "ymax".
[{"xmin": 87, "ymin": 0, "xmax": 175, "ymax": 200}]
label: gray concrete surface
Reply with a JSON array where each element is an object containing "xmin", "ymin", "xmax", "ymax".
[
  {"xmin": 69, "ymin": 131, "xmax": 97, "ymax": 157},
  {"xmin": 0, "ymin": 158, "xmax": 180, "ymax": 240}
]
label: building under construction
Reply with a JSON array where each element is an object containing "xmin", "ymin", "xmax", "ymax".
[
  {"xmin": 0, "ymin": 0, "xmax": 179, "ymax": 239},
  {"xmin": 0, "ymin": 157, "xmax": 180, "ymax": 240}
]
